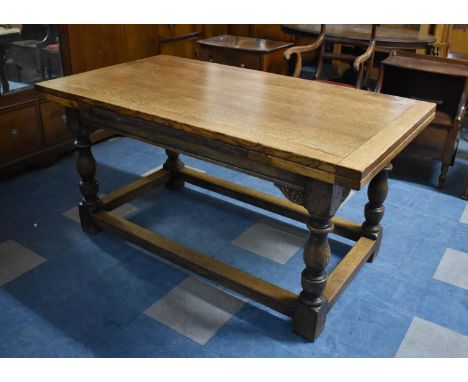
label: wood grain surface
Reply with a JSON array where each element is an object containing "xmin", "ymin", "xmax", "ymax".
[{"xmin": 36, "ymin": 55, "xmax": 435, "ymax": 188}]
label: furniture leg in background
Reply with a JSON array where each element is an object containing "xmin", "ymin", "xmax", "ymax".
[
  {"xmin": 377, "ymin": 51, "xmax": 468, "ymax": 190},
  {"xmin": 163, "ymin": 149, "xmax": 185, "ymax": 190}
]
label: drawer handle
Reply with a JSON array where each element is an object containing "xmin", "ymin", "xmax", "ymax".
[
  {"xmin": 62, "ymin": 114, "xmax": 67, "ymax": 123},
  {"xmin": 10, "ymin": 128, "xmax": 21, "ymax": 140},
  {"xmin": 240, "ymin": 63, "xmax": 245, "ymax": 68},
  {"xmin": 209, "ymin": 56, "xmax": 214, "ymax": 62}
]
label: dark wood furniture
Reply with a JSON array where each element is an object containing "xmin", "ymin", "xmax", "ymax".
[
  {"xmin": 284, "ymin": 25, "xmax": 378, "ymax": 89},
  {"xmin": 282, "ymin": 24, "xmax": 436, "ymax": 50},
  {"xmin": 198, "ymin": 35, "xmax": 293, "ymax": 74},
  {"xmin": 9, "ymin": 25, "xmax": 59, "ymax": 82},
  {"xmin": 36, "ymin": 55, "xmax": 434, "ymax": 341},
  {"xmin": 0, "ymin": 88, "xmax": 73, "ymax": 174},
  {"xmin": 0, "ymin": 25, "xmax": 73, "ymax": 177},
  {"xmin": 0, "ymin": 25, "xmax": 108, "ymax": 177},
  {"xmin": 377, "ymin": 50, "xmax": 468, "ymax": 189}
]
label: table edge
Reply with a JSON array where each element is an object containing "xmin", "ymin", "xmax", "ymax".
[{"xmin": 35, "ymin": 76, "xmax": 434, "ymax": 190}]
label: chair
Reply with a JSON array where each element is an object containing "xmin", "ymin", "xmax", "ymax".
[
  {"xmin": 377, "ymin": 50, "xmax": 468, "ymax": 189},
  {"xmin": 284, "ymin": 24, "xmax": 378, "ymax": 89},
  {"xmin": 9, "ymin": 25, "xmax": 58, "ymax": 82},
  {"xmin": 447, "ymin": 43, "xmax": 468, "ymax": 199},
  {"xmin": 42, "ymin": 43, "xmax": 63, "ymax": 79}
]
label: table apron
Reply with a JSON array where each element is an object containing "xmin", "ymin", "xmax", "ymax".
[{"xmin": 79, "ymin": 107, "xmax": 319, "ymax": 191}]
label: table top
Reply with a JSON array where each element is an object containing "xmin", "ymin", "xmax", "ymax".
[
  {"xmin": 383, "ymin": 50, "xmax": 468, "ymax": 78},
  {"xmin": 282, "ymin": 24, "xmax": 436, "ymax": 48},
  {"xmin": 197, "ymin": 35, "xmax": 293, "ymax": 53},
  {"xmin": 36, "ymin": 55, "xmax": 435, "ymax": 188}
]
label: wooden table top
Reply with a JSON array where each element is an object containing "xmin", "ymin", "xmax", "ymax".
[
  {"xmin": 282, "ymin": 24, "xmax": 436, "ymax": 48},
  {"xmin": 36, "ymin": 55, "xmax": 435, "ymax": 189},
  {"xmin": 197, "ymin": 35, "xmax": 293, "ymax": 53}
]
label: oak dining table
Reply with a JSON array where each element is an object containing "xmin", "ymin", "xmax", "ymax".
[{"xmin": 35, "ymin": 55, "xmax": 435, "ymax": 342}]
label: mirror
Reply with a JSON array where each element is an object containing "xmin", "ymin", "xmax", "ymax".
[{"xmin": 0, "ymin": 24, "xmax": 63, "ymax": 95}]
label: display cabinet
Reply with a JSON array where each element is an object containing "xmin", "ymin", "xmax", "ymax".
[{"xmin": 0, "ymin": 24, "xmax": 73, "ymax": 177}]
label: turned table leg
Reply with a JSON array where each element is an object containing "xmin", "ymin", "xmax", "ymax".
[
  {"xmin": 163, "ymin": 149, "xmax": 185, "ymax": 190},
  {"xmin": 69, "ymin": 110, "xmax": 102, "ymax": 234},
  {"xmin": 277, "ymin": 180, "xmax": 350, "ymax": 341},
  {"xmin": 361, "ymin": 163, "xmax": 392, "ymax": 262}
]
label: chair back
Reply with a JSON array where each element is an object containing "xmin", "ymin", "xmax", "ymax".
[
  {"xmin": 315, "ymin": 24, "xmax": 378, "ymax": 89},
  {"xmin": 284, "ymin": 24, "xmax": 378, "ymax": 89}
]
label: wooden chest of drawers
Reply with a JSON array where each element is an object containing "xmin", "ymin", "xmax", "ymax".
[
  {"xmin": 197, "ymin": 35, "xmax": 293, "ymax": 74},
  {"xmin": 0, "ymin": 89, "xmax": 74, "ymax": 176}
]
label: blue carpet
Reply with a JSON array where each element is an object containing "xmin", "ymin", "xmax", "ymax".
[{"xmin": 1, "ymin": 130, "xmax": 468, "ymax": 357}]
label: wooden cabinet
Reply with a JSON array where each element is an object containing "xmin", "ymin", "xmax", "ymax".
[
  {"xmin": 0, "ymin": 104, "xmax": 42, "ymax": 164},
  {"xmin": 0, "ymin": 87, "xmax": 74, "ymax": 176},
  {"xmin": 40, "ymin": 102, "xmax": 71, "ymax": 145},
  {"xmin": 61, "ymin": 24, "xmax": 159, "ymax": 73},
  {"xmin": 199, "ymin": 46, "xmax": 262, "ymax": 69},
  {"xmin": 198, "ymin": 35, "xmax": 292, "ymax": 74}
]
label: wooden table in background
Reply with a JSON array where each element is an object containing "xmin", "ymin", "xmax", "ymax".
[
  {"xmin": 36, "ymin": 55, "xmax": 435, "ymax": 341},
  {"xmin": 282, "ymin": 24, "xmax": 436, "ymax": 50},
  {"xmin": 197, "ymin": 34, "xmax": 293, "ymax": 74}
]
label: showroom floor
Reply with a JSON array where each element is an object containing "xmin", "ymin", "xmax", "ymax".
[{"xmin": 1, "ymin": 130, "xmax": 468, "ymax": 357}]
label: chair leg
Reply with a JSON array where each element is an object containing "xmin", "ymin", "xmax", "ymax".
[
  {"xmin": 463, "ymin": 177, "xmax": 468, "ymax": 200},
  {"xmin": 438, "ymin": 163, "xmax": 449, "ymax": 189}
]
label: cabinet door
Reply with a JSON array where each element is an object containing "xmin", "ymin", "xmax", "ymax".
[
  {"xmin": 40, "ymin": 101, "xmax": 72, "ymax": 146},
  {"xmin": 65, "ymin": 25, "xmax": 124, "ymax": 73},
  {"xmin": 0, "ymin": 105, "xmax": 43, "ymax": 164},
  {"xmin": 450, "ymin": 26, "xmax": 468, "ymax": 55}
]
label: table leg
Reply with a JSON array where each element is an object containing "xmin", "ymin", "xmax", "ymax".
[
  {"xmin": 69, "ymin": 110, "xmax": 102, "ymax": 234},
  {"xmin": 361, "ymin": 164, "xmax": 392, "ymax": 262},
  {"xmin": 278, "ymin": 180, "xmax": 350, "ymax": 341},
  {"xmin": 0, "ymin": 44, "xmax": 10, "ymax": 94},
  {"xmin": 163, "ymin": 150, "xmax": 185, "ymax": 190}
]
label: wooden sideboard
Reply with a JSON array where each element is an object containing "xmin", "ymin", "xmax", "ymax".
[{"xmin": 0, "ymin": 88, "xmax": 70, "ymax": 174}]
